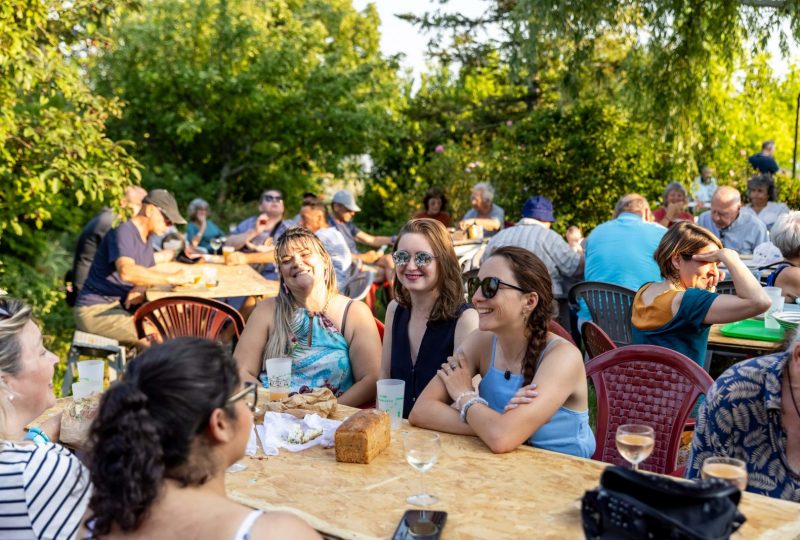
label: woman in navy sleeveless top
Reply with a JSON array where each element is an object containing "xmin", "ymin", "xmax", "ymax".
[
  {"xmin": 381, "ymin": 219, "xmax": 478, "ymax": 417},
  {"xmin": 409, "ymin": 247, "xmax": 594, "ymax": 457}
]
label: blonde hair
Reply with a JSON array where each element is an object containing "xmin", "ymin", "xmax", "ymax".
[
  {"xmin": 0, "ymin": 297, "xmax": 34, "ymax": 439},
  {"xmin": 262, "ymin": 227, "xmax": 338, "ymax": 365}
]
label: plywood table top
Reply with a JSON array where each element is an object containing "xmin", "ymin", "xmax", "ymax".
[
  {"xmin": 708, "ymin": 324, "xmax": 783, "ymax": 353},
  {"xmin": 226, "ymin": 406, "xmax": 800, "ymax": 540},
  {"xmin": 146, "ymin": 261, "xmax": 278, "ymax": 301}
]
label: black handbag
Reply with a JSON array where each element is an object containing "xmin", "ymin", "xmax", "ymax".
[{"xmin": 582, "ymin": 466, "xmax": 746, "ymax": 540}]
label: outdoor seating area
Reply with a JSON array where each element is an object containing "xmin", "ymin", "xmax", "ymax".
[{"xmin": 5, "ymin": 1, "xmax": 800, "ymax": 539}]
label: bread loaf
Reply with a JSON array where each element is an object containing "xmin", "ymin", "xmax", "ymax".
[{"xmin": 334, "ymin": 409, "xmax": 391, "ymax": 464}]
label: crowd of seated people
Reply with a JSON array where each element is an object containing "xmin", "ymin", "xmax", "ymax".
[{"xmin": 17, "ymin": 157, "xmax": 794, "ymax": 533}]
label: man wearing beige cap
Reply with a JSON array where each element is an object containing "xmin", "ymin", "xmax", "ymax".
[
  {"xmin": 74, "ymin": 189, "xmax": 193, "ymax": 346},
  {"xmin": 329, "ymin": 189, "xmax": 396, "ymax": 283}
]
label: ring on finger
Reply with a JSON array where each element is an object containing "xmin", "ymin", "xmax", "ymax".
[{"xmin": 449, "ymin": 362, "xmax": 457, "ymax": 370}]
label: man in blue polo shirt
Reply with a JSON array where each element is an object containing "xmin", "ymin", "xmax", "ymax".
[
  {"xmin": 697, "ymin": 186, "xmax": 768, "ymax": 254},
  {"xmin": 577, "ymin": 194, "xmax": 666, "ymax": 320},
  {"xmin": 74, "ymin": 189, "xmax": 192, "ymax": 346}
]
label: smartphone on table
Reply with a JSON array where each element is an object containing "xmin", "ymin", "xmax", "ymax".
[{"xmin": 392, "ymin": 510, "xmax": 447, "ymax": 540}]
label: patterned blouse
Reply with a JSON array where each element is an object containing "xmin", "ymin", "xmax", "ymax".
[{"xmin": 686, "ymin": 352, "xmax": 800, "ymax": 501}]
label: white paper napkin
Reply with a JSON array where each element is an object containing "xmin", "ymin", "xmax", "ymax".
[
  {"xmin": 245, "ymin": 425, "xmax": 258, "ymax": 456},
  {"xmin": 255, "ymin": 412, "xmax": 342, "ymax": 456}
]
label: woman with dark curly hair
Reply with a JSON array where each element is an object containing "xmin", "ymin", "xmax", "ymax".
[
  {"xmin": 409, "ymin": 247, "xmax": 594, "ymax": 457},
  {"xmin": 84, "ymin": 337, "xmax": 318, "ymax": 539},
  {"xmin": 413, "ymin": 187, "xmax": 451, "ymax": 228},
  {"xmin": 381, "ymin": 219, "xmax": 478, "ymax": 417}
]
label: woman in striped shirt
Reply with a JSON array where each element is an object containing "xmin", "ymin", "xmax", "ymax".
[{"xmin": 0, "ymin": 297, "xmax": 91, "ymax": 539}]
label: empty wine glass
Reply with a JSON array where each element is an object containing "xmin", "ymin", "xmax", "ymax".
[
  {"xmin": 615, "ymin": 424, "xmax": 655, "ymax": 471},
  {"xmin": 404, "ymin": 431, "xmax": 441, "ymax": 506},
  {"xmin": 701, "ymin": 457, "xmax": 748, "ymax": 490},
  {"xmin": 209, "ymin": 236, "xmax": 223, "ymax": 255}
]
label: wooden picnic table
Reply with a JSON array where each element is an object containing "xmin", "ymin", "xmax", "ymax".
[
  {"xmin": 146, "ymin": 261, "xmax": 279, "ymax": 301},
  {"xmin": 225, "ymin": 405, "xmax": 800, "ymax": 540},
  {"xmin": 707, "ymin": 324, "xmax": 784, "ymax": 355}
]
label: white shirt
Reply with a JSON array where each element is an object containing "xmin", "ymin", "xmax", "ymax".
[
  {"xmin": 315, "ymin": 227, "xmax": 352, "ymax": 288},
  {"xmin": 742, "ymin": 201, "xmax": 790, "ymax": 230},
  {"xmin": 0, "ymin": 442, "xmax": 91, "ymax": 539}
]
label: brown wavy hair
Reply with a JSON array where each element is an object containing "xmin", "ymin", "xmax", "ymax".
[
  {"xmin": 392, "ymin": 218, "xmax": 465, "ymax": 321},
  {"xmin": 653, "ymin": 221, "xmax": 723, "ymax": 282},
  {"xmin": 487, "ymin": 246, "xmax": 554, "ymax": 386}
]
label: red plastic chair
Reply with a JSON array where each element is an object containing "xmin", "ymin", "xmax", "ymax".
[
  {"xmin": 134, "ymin": 296, "xmax": 245, "ymax": 344},
  {"xmin": 585, "ymin": 345, "xmax": 714, "ymax": 475},
  {"xmin": 548, "ymin": 320, "xmax": 576, "ymax": 347},
  {"xmin": 581, "ymin": 321, "xmax": 617, "ymax": 359}
]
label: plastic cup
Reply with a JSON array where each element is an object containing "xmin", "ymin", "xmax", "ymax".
[
  {"xmin": 78, "ymin": 360, "xmax": 104, "ymax": 383},
  {"xmin": 763, "ymin": 286, "xmax": 784, "ymax": 329},
  {"xmin": 376, "ymin": 379, "xmax": 405, "ymax": 429},
  {"xmin": 265, "ymin": 357, "xmax": 292, "ymax": 401},
  {"xmin": 72, "ymin": 381, "xmax": 97, "ymax": 400},
  {"xmin": 202, "ymin": 266, "xmax": 218, "ymax": 288},
  {"xmin": 222, "ymin": 246, "xmax": 235, "ymax": 263}
]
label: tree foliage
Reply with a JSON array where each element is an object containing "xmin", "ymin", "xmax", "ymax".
[{"xmin": 92, "ymin": 0, "xmax": 400, "ymax": 208}]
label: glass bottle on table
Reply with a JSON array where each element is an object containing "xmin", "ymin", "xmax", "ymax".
[{"xmin": 615, "ymin": 424, "xmax": 655, "ymax": 471}]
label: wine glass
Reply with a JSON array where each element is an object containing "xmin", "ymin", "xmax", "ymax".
[
  {"xmin": 701, "ymin": 457, "xmax": 748, "ymax": 490},
  {"xmin": 404, "ymin": 431, "xmax": 441, "ymax": 506},
  {"xmin": 209, "ymin": 236, "xmax": 223, "ymax": 255},
  {"xmin": 615, "ymin": 424, "xmax": 655, "ymax": 471}
]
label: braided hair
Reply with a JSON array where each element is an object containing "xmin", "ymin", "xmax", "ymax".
[
  {"xmin": 488, "ymin": 247, "xmax": 554, "ymax": 386},
  {"xmin": 87, "ymin": 338, "xmax": 240, "ymax": 535}
]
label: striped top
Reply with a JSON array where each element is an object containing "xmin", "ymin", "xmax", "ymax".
[{"xmin": 0, "ymin": 442, "xmax": 91, "ymax": 539}]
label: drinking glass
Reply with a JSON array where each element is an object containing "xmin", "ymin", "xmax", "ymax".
[
  {"xmin": 209, "ymin": 236, "xmax": 223, "ymax": 255},
  {"xmin": 227, "ymin": 462, "xmax": 247, "ymax": 473},
  {"xmin": 404, "ymin": 432, "xmax": 441, "ymax": 506},
  {"xmin": 701, "ymin": 457, "xmax": 748, "ymax": 490},
  {"xmin": 615, "ymin": 424, "xmax": 655, "ymax": 471}
]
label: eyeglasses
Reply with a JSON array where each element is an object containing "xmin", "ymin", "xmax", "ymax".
[
  {"xmin": 467, "ymin": 276, "xmax": 529, "ymax": 299},
  {"xmin": 227, "ymin": 381, "xmax": 259, "ymax": 413},
  {"xmin": 262, "ymin": 194, "xmax": 283, "ymax": 203},
  {"xmin": 392, "ymin": 250, "xmax": 437, "ymax": 268}
]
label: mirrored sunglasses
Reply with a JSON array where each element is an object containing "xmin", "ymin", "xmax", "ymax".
[
  {"xmin": 392, "ymin": 250, "xmax": 436, "ymax": 268},
  {"xmin": 467, "ymin": 276, "xmax": 528, "ymax": 299},
  {"xmin": 262, "ymin": 194, "xmax": 283, "ymax": 202}
]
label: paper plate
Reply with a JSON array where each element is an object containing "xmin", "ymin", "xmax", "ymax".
[{"xmin": 771, "ymin": 311, "xmax": 800, "ymax": 331}]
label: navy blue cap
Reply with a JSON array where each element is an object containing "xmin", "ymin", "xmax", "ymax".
[{"xmin": 521, "ymin": 195, "xmax": 554, "ymax": 222}]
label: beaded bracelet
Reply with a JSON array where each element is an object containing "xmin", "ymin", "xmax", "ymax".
[
  {"xmin": 460, "ymin": 396, "xmax": 488, "ymax": 423},
  {"xmin": 451, "ymin": 390, "xmax": 478, "ymax": 411}
]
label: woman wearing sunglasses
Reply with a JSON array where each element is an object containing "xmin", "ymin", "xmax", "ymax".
[
  {"xmin": 235, "ymin": 227, "xmax": 380, "ymax": 406},
  {"xmin": 381, "ymin": 219, "xmax": 478, "ymax": 417},
  {"xmin": 85, "ymin": 338, "xmax": 318, "ymax": 539},
  {"xmin": 0, "ymin": 297, "xmax": 90, "ymax": 539},
  {"xmin": 409, "ymin": 247, "xmax": 595, "ymax": 457}
]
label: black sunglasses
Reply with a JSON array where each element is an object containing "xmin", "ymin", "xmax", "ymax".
[
  {"xmin": 468, "ymin": 276, "xmax": 528, "ymax": 299},
  {"xmin": 262, "ymin": 194, "xmax": 283, "ymax": 202},
  {"xmin": 227, "ymin": 381, "xmax": 259, "ymax": 413},
  {"xmin": 392, "ymin": 250, "xmax": 436, "ymax": 268}
]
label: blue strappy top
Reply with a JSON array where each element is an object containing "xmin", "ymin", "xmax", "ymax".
[
  {"xmin": 260, "ymin": 304, "xmax": 354, "ymax": 397},
  {"xmin": 478, "ymin": 336, "xmax": 596, "ymax": 458}
]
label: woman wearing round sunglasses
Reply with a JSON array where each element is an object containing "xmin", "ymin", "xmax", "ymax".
[
  {"xmin": 85, "ymin": 337, "xmax": 318, "ymax": 539},
  {"xmin": 235, "ymin": 227, "xmax": 380, "ymax": 406},
  {"xmin": 409, "ymin": 246, "xmax": 595, "ymax": 457},
  {"xmin": 381, "ymin": 219, "xmax": 478, "ymax": 418}
]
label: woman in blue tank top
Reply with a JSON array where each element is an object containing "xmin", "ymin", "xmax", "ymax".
[
  {"xmin": 381, "ymin": 219, "xmax": 478, "ymax": 417},
  {"xmin": 409, "ymin": 246, "xmax": 595, "ymax": 458}
]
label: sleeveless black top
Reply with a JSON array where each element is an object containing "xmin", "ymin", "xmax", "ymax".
[{"xmin": 390, "ymin": 302, "xmax": 472, "ymax": 417}]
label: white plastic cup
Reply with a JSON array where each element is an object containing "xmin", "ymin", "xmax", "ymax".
[
  {"xmin": 72, "ymin": 381, "xmax": 97, "ymax": 400},
  {"xmin": 222, "ymin": 245, "xmax": 235, "ymax": 263},
  {"xmin": 78, "ymin": 360, "xmax": 104, "ymax": 383},
  {"xmin": 763, "ymin": 286, "xmax": 784, "ymax": 329},
  {"xmin": 376, "ymin": 379, "xmax": 405, "ymax": 429},
  {"xmin": 265, "ymin": 357, "xmax": 293, "ymax": 401}
]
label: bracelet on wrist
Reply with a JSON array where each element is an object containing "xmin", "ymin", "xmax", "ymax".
[
  {"xmin": 25, "ymin": 426, "xmax": 50, "ymax": 445},
  {"xmin": 451, "ymin": 390, "xmax": 478, "ymax": 410},
  {"xmin": 460, "ymin": 396, "xmax": 488, "ymax": 423}
]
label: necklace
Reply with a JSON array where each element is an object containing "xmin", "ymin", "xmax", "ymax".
[
  {"xmin": 306, "ymin": 295, "xmax": 332, "ymax": 346},
  {"xmin": 786, "ymin": 364, "xmax": 800, "ymax": 421}
]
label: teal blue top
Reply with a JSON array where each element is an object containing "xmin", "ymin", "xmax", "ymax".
[
  {"xmin": 185, "ymin": 219, "xmax": 224, "ymax": 252},
  {"xmin": 260, "ymin": 305, "xmax": 354, "ymax": 397},
  {"xmin": 631, "ymin": 285, "xmax": 718, "ymax": 368},
  {"xmin": 478, "ymin": 336, "xmax": 596, "ymax": 458}
]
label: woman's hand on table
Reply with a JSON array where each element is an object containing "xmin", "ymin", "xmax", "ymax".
[
  {"xmin": 503, "ymin": 384, "xmax": 539, "ymax": 412},
  {"xmin": 436, "ymin": 352, "xmax": 474, "ymax": 402}
]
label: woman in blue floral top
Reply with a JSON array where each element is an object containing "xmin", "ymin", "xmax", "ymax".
[{"xmin": 234, "ymin": 227, "xmax": 380, "ymax": 406}]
